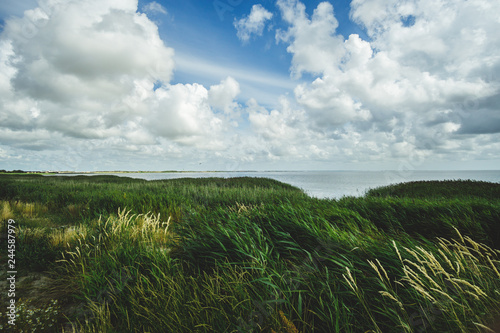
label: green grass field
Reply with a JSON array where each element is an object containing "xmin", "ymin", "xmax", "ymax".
[{"xmin": 1, "ymin": 174, "xmax": 500, "ymax": 332}]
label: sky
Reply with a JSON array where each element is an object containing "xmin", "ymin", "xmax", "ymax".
[{"xmin": 0, "ymin": 0, "xmax": 499, "ymax": 172}]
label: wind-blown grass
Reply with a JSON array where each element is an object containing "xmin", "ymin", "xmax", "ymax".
[
  {"xmin": 367, "ymin": 179, "xmax": 500, "ymax": 200},
  {"xmin": 1, "ymin": 174, "xmax": 499, "ymax": 332}
]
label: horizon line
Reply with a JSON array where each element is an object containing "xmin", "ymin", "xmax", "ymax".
[{"xmin": 2, "ymin": 169, "xmax": 500, "ymax": 174}]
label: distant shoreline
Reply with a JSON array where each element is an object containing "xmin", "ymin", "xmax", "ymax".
[
  {"xmin": 2, "ymin": 169, "xmax": 499, "ymax": 175},
  {"xmin": 0, "ymin": 170, "xmax": 301, "ymax": 174}
]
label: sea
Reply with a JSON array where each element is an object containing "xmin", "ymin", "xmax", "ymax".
[{"xmin": 53, "ymin": 170, "xmax": 500, "ymax": 200}]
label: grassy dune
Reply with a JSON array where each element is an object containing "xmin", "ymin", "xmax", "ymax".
[{"xmin": 1, "ymin": 174, "xmax": 500, "ymax": 332}]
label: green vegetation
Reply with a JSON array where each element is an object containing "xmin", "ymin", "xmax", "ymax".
[
  {"xmin": 0, "ymin": 299, "xmax": 61, "ymax": 332},
  {"xmin": 1, "ymin": 174, "xmax": 500, "ymax": 332},
  {"xmin": 0, "ymin": 170, "xmax": 28, "ymax": 174},
  {"xmin": 367, "ymin": 179, "xmax": 500, "ymax": 200}
]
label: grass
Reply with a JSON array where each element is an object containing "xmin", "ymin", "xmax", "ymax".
[
  {"xmin": 367, "ymin": 179, "xmax": 500, "ymax": 200},
  {"xmin": 0, "ymin": 174, "xmax": 500, "ymax": 332}
]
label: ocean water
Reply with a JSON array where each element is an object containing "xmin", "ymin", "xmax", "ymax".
[{"xmin": 58, "ymin": 170, "xmax": 500, "ymax": 199}]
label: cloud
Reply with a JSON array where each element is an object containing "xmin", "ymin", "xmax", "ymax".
[
  {"xmin": 208, "ymin": 76, "xmax": 241, "ymax": 114},
  {"xmin": 145, "ymin": 81, "xmax": 228, "ymax": 148},
  {"xmin": 272, "ymin": 0, "xmax": 500, "ymax": 168},
  {"xmin": 7, "ymin": 2, "xmax": 174, "ymax": 97},
  {"xmin": 0, "ymin": 0, "xmax": 235, "ymax": 142},
  {"xmin": 0, "ymin": 0, "xmax": 247, "ymax": 171},
  {"xmin": 350, "ymin": 0, "xmax": 500, "ymax": 78},
  {"xmin": 276, "ymin": 0, "xmax": 344, "ymax": 78},
  {"xmin": 141, "ymin": 2, "xmax": 167, "ymax": 15},
  {"xmin": 2, "ymin": 0, "xmax": 175, "ymax": 135},
  {"xmin": 1, "ymin": 0, "xmax": 500, "ymax": 171},
  {"xmin": 173, "ymin": 51, "xmax": 297, "ymax": 106},
  {"xmin": 234, "ymin": 4, "xmax": 273, "ymax": 42}
]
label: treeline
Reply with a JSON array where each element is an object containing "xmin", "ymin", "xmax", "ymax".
[{"xmin": 0, "ymin": 170, "xmax": 55, "ymax": 174}]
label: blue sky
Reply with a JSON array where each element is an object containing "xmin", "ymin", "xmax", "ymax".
[
  {"xmin": 144, "ymin": 0, "xmax": 366, "ymax": 107},
  {"xmin": 0, "ymin": 0, "xmax": 499, "ymax": 171}
]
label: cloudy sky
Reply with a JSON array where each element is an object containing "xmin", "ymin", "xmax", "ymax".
[{"xmin": 0, "ymin": 0, "xmax": 499, "ymax": 171}]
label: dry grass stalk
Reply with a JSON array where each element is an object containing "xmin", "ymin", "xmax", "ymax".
[
  {"xmin": 449, "ymin": 278, "xmax": 487, "ymax": 297},
  {"xmin": 343, "ymin": 267, "xmax": 357, "ymax": 292},
  {"xmin": 379, "ymin": 291, "xmax": 404, "ymax": 310},
  {"xmin": 473, "ymin": 322, "xmax": 495, "ymax": 332},
  {"xmin": 405, "ymin": 259, "xmax": 442, "ymax": 291},
  {"xmin": 277, "ymin": 310, "xmax": 299, "ymax": 333},
  {"xmin": 368, "ymin": 260, "xmax": 384, "ymax": 283},
  {"xmin": 404, "ymin": 247, "xmax": 425, "ymax": 265},
  {"xmin": 453, "ymin": 227, "xmax": 465, "ymax": 244},
  {"xmin": 437, "ymin": 248, "xmax": 455, "ymax": 273},
  {"xmin": 429, "ymin": 288, "xmax": 461, "ymax": 306},
  {"xmin": 402, "ymin": 266, "xmax": 425, "ymax": 289},
  {"xmin": 487, "ymin": 256, "xmax": 500, "ymax": 279},
  {"xmin": 393, "ymin": 240, "xmax": 403, "ymax": 263}
]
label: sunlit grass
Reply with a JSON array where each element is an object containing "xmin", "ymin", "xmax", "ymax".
[
  {"xmin": 346, "ymin": 228, "xmax": 500, "ymax": 332},
  {"xmin": 0, "ymin": 200, "xmax": 49, "ymax": 220},
  {"xmin": 1, "ymin": 200, "xmax": 14, "ymax": 220},
  {"xmin": 49, "ymin": 225, "xmax": 89, "ymax": 248}
]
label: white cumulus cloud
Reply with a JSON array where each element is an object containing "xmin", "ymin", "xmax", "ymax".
[
  {"xmin": 208, "ymin": 76, "xmax": 241, "ymax": 115},
  {"xmin": 1, "ymin": 0, "xmax": 500, "ymax": 171},
  {"xmin": 0, "ymin": 0, "xmax": 246, "ymax": 170},
  {"xmin": 273, "ymin": 0, "xmax": 500, "ymax": 166},
  {"xmin": 276, "ymin": 0, "xmax": 344, "ymax": 78},
  {"xmin": 234, "ymin": 4, "xmax": 273, "ymax": 42}
]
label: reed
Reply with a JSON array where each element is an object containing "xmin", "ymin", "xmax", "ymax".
[{"xmin": 1, "ymin": 174, "xmax": 500, "ymax": 332}]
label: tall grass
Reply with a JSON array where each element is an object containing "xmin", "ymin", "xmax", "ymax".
[
  {"xmin": 367, "ymin": 179, "xmax": 500, "ymax": 200},
  {"xmin": 337, "ymin": 196, "xmax": 500, "ymax": 248},
  {"xmin": 0, "ymin": 175, "xmax": 308, "ymax": 221},
  {"xmin": 345, "ymin": 229, "xmax": 500, "ymax": 332},
  {"xmin": 1, "ymin": 200, "xmax": 48, "ymax": 220},
  {"xmin": 1, "ymin": 174, "xmax": 500, "ymax": 332},
  {"xmin": 58, "ymin": 207, "xmax": 500, "ymax": 332}
]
